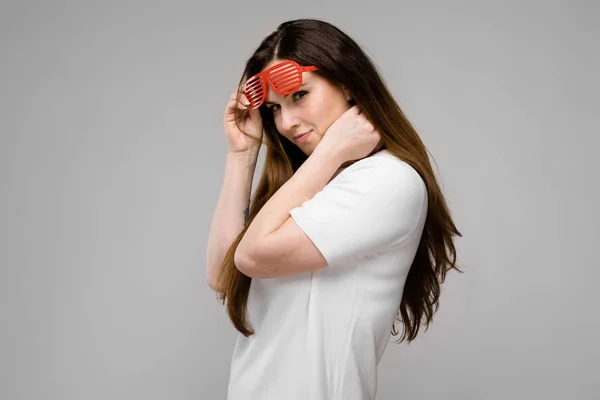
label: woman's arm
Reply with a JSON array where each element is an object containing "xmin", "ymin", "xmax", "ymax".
[
  {"xmin": 205, "ymin": 151, "xmax": 258, "ymax": 291},
  {"xmin": 234, "ymin": 146, "xmax": 342, "ymax": 274}
]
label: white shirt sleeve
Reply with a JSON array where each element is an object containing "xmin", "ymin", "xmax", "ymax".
[{"xmin": 289, "ymin": 155, "xmax": 428, "ymax": 267}]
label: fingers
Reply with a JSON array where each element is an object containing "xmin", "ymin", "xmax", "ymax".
[
  {"xmin": 236, "ymin": 98, "xmax": 249, "ymax": 110},
  {"xmin": 228, "ymin": 90, "xmax": 251, "ymax": 111},
  {"xmin": 354, "ymin": 106, "xmax": 375, "ymax": 133},
  {"xmin": 347, "ymin": 104, "xmax": 361, "ymax": 115}
]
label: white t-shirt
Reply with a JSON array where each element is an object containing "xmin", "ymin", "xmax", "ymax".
[{"xmin": 226, "ymin": 149, "xmax": 428, "ymax": 400}]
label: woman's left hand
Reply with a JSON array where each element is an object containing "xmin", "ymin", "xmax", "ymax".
[{"xmin": 316, "ymin": 105, "xmax": 382, "ymax": 164}]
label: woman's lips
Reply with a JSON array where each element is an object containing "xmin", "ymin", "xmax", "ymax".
[{"xmin": 295, "ymin": 130, "xmax": 312, "ymax": 143}]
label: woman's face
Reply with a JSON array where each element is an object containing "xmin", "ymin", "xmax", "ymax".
[{"xmin": 262, "ymin": 59, "xmax": 353, "ymax": 156}]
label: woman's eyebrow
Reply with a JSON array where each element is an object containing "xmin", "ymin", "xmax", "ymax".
[{"xmin": 264, "ymin": 83, "xmax": 308, "ymax": 105}]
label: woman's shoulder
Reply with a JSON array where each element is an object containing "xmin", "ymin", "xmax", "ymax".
[
  {"xmin": 346, "ymin": 149, "xmax": 422, "ymax": 181},
  {"xmin": 329, "ymin": 149, "xmax": 427, "ymax": 215},
  {"xmin": 330, "ymin": 149, "xmax": 425, "ymax": 200}
]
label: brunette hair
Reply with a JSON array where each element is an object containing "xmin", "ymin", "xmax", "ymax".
[{"xmin": 215, "ymin": 18, "xmax": 462, "ymax": 343}]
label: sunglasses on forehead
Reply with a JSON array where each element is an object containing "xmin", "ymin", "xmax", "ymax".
[{"xmin": 243, "ymin": 60, "xmax": 319, "ymax": 109}]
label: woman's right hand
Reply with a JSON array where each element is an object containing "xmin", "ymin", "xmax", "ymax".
[{"xmin": 223, "ymin": 90, "xmax": 264, "ymax": 155}]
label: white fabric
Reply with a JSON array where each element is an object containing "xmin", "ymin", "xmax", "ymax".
[{"xmin": 226, "ymin": 149, "xmax": 428, "ymax": 400}]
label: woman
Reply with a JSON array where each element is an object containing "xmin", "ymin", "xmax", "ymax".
[{"xmin": 206, "ymin": 18, "xmax": 462, "ymax": 400}]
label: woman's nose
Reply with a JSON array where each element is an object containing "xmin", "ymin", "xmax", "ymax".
[{"xmin": 280, "ymin": 107, "xmax": 301, "ymax": 132}]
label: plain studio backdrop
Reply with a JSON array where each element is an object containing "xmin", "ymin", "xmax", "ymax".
[{"xmin": 1, "ymin": 1, "xmax": 598, "ymax": 399}]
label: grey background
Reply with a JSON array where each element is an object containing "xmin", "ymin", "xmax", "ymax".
[{"xmin": 1, "ymin": 1, "xmax": 598, "ymax": 399}]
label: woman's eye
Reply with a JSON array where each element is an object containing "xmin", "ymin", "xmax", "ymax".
[
  {"xmin": 268, "ymin": 91, "xmax": 308, "ymax": 113},
  {"xmin": 293, "ymin": 90, "xmax": 308, "ymax": 100}
]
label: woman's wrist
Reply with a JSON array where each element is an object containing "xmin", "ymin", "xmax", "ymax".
[{"xmin": 227, "ymin": 150, "xmax": 259, "ymax": 167}]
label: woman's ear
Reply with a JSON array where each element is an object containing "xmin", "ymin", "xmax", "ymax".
[
  {"xmin": 341, "ymin": 85, "xmax": 352, "ymax": 101},
  {"xmin": 344, "ymin": 87, "xmax": 352, "ymax": 101}
]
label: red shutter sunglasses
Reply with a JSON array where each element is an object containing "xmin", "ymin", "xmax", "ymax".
[{"xmin": 243, "ymin": 60, "xmax": 319, "ymax": 109}]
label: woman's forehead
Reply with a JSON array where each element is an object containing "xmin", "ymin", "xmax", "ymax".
[
  {"xmin": 264, "ymin": 81, "xmax": 308, "ymax": 104},
  {"xmin": 262, "ymin": 58, "xmax": 291, "ymax": 71}
]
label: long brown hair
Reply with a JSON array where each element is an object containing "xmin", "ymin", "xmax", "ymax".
[{"xmin": 215, "ymin": 19, "xmax": 462, "ymax": 343}]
